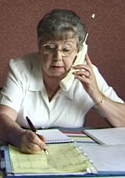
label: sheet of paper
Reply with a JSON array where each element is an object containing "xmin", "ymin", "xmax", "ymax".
[
  {"xmin": 84, "ymin": 128, "xmax": 125, "ymax": 145},
  {"xmin": 9, "ymin": 143, "xmax": 96, "ymax": 174},
  {"xmin": 81, "ymin": 144, "xmax": 125, "ymax": 172}
]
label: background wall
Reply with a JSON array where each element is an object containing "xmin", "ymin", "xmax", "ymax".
[{"xmin": 0, "ymin": 0, "xmax": 125, "ymax": 127}]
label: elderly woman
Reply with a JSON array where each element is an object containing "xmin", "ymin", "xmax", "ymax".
[{"xmin": 0, "ymin": 9, "xmax": 125, "ymax": 153}]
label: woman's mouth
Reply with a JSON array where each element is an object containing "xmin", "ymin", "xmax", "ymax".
[{"xmin": 52, "ymin": 66, "xmax": 64, "ymax": 70}]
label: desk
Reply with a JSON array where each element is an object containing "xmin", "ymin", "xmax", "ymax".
[{"xmin": 0, "ymin": 128, "xmax": 125, "ymax": 178}]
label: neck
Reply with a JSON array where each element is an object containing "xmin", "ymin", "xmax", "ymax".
[{"xmin": 43, "ymin": 72, "xmax": 61, "ymax": 101}]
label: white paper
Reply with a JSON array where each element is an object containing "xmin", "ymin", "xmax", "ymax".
[
  {"xmin": 84, "ymin": 127, "xmax": 125, "ymax": 145},
  {"xmin": 81, "ymin": 144, "xmax": 125, "ymax": 172},
  {"xmin": 37, "ymin": 129, "xmax": 73, "ymax": 143}
]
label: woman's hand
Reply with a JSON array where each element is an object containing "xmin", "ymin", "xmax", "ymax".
[
  {"xmin": 20, "ymin": 130, "xmax": 46, "ymax": 154},
  {"xmin": 73, "ymin": 54, "xmax": 102, "ymax": 103}
]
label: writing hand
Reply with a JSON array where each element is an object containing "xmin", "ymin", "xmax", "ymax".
[{"xmin": 20, "ymin": 130, "xmax": 46, "ymax": 154}]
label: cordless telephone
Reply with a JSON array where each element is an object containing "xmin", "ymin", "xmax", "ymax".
[{"xmin": 60, "ymin": 14, "xmax": 95, "ymax": 91}]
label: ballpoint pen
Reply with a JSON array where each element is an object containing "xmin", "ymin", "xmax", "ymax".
[{"xmin": 26, "ymin": 116, "xmax": 49, "ymax": 155}]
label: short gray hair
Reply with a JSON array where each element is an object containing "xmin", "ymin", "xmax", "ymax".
[{"xmin": 37, "ymin": 9, "xmax": 86, "ymax": 50}]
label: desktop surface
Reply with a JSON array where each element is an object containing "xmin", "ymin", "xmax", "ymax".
[{"xmin": 0, "ymin": 128, "xmax": 125, "ymax": 178}]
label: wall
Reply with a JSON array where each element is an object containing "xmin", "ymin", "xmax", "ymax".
[{"xmin": 0, "ymin": 0, "xmax": 125, "ymax": 127}]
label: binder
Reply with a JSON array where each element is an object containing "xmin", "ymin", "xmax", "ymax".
[{"xmin": 0, "ymin": 144, "xmax": 97, "ymax": 177}]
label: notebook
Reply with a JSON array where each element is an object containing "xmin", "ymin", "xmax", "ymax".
[
  {"xmin": 83, "ymin": 127, "xmax": 125, "ymax": 145},
  {"xmin": 37, "ymin": 129, "xmax": 74, "ymax": 143}
]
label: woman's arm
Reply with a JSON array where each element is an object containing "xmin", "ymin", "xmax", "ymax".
[
  {"xmin": 93, "ymin": 93, "xmax": 125, "ymax": 127},
  {"xmin": 0, "ymin": 105, "xmax": 46, "ymax": 153},
  {"xmin": 74, "ymin": 54, "xmax": 125, "ymax": 127}
]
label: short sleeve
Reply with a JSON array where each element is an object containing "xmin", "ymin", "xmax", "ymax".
[{"xmin": 0, "ymin": 57, "xmax": 30, "ymax": 112}]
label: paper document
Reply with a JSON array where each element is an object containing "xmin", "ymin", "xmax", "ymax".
[
  {"xmin": 8, "ymin": 143, "xmax": 97, "ymax": 175},
  {"xmin": 81, "ymin": 144, "xmax": 125, "ymax": 173},
  {"xmin": 84, "ymin": 127, "xmax": 125, "ymax": 145}
]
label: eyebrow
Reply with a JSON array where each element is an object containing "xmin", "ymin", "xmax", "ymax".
[{"xmin": 46, "ymin": 38, "xmax": 76, "ymax": 44}]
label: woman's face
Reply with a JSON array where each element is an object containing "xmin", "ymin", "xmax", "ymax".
[{"xmin": 39, "ymin": 34, "xmax": 78, "ymax": 79}]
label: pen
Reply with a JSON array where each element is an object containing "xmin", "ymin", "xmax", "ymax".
[{"xmin": 26, "ymin": 116, "xmax": 49, "ymax": 155}]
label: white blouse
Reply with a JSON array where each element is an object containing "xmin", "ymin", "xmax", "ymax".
[{"xmin": 0, "ymin": 52, "xmax": 124, "ymax": 128}]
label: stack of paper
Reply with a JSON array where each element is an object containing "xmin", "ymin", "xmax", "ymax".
[
  {"xmin": 82, "ymin": 127, "xmax": 125, "ymax": 175},
  {"xmin": 84, "ymin": 127, "xmax": 125, "ymax": 145}
]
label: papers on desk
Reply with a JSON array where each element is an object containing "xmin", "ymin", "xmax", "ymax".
[
  {"xmin": 81, "ymin": 144, "xmax": 125, "ymax": 175},
  {"xmin": 37, "ymin": 129, "xmax": 74, "ymax": 143},
  {"xmin": 84, "ymin": 127, "xmax": 125, "ymax": 145},
  {"xmin": 4, "ymin": 143, "xmax": 97, "ymax": 177},
  {"xmin": 82, "ymin": 127, "xmax": 125, "ymax": 175},
  {"xmin": 0, "ymin": 129, "xmax": 98, "ymax": 177},
  {"xmin": 64, "ymin": 132, "xmax": 95, "ymax": 143},
  {"xmin": 1, "ymin": 128, "xmax": 125, "ymax": 177}
]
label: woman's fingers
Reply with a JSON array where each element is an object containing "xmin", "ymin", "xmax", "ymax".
[
  {"xmin": 20, "ymin": 131, "xmax": 46, "ymax": 153},
  {"xmin": 73, "ymin": 54, "xmax": 94, "ymax": 79},
  {"xmin": 85, "ymin": 54, "xmax": 93, "ymax": 69}
]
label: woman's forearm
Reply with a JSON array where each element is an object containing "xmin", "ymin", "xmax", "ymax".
[
  {"xmin": 0, "ymin": 113, "xmax": 26, "ymax": 147},
  {"xmin": 95, "ymin": 97, "xmax": 125, "ymax": 127}
]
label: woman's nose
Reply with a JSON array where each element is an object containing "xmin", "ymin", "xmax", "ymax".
[{"xmin": 53, "ymin": 50, "xmax": 63, "ymax": 60}]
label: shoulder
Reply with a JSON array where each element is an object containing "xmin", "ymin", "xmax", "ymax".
[
  {"xmin": 9, "ymin": 52, "xmax": 39, "ymax": 71},
  {"xmin": 7, "ymin": 52, "xmax": 41, "ymax": 87}
]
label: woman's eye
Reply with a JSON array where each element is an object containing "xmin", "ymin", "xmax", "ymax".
[
  {"xmin": 47, "ymin": 46, "xmax": 55, "ymax": 50},
  {"xmin": 45, "ymin": 45, "xmax": 56, "ymax": 51},
  {"xmin": 62, "ymin": 48, "xmax": 71, "ymax": 52},
  {"xmin": 47, "ymin": 44, "xmax": 56, "ymax": 48}
]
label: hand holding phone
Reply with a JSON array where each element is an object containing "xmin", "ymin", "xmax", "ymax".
[
  {"xmin": 60, "ymin": 42, "xmax": 88, "ymax": 91},
  {"xmin": 59, "ymin": 13, "xmax": 95, "ymax": 91}
]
